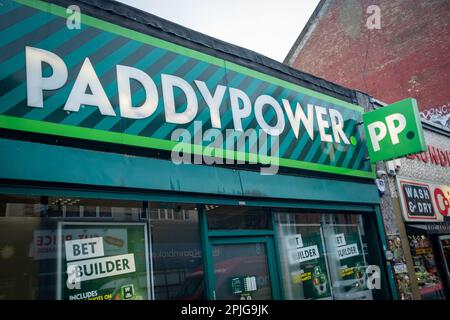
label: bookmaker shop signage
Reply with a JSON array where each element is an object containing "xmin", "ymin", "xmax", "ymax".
[
  {"xmin": 363, "ymin": 98, "xmax": 427, "ymax": 163},
  {"xmin": 58, "ymin": 223, "xmax": 150, "ymax": 300},
  {"xmin": 0, "ymin": 0, "xmax": 375, "ymax": 178}
]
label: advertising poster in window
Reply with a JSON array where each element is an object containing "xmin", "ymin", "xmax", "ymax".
[
  {"xmin": 335, "ymin": 232, "xmax": 366, "ymax": 285},
  {"xmin": 328, "ymin": 226, "xmax": 373, "ymax": 300},
  {"xmin": 284, "ymin": 225, "xmax": 332, "ymax": 300},
  {"xmin": 57, "ymin": 222, "xmax": 151, "ymax": 300}
]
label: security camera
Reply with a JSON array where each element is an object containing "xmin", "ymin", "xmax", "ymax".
[
  {"xmin": 385, "ymin": 161, "xmax": 396, "ymax": 176},
  {"xmin": 375, "ymin": 179, "xmax": 386, "ymax": 196},
  {"xmin": 393, "ymin": 159, "xmax": 401, "ymax": 171},
  {"xmin": 376, "ymin": 170, "xmax": 387, "ymax": 178}
]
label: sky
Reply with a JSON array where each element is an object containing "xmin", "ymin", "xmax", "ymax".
[{"xmin": 116, "ymin": 0, "xmax": 321, "ymax": 62}]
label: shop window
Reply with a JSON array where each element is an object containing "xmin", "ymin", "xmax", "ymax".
[
  {"xmin": 59, "ymin": 222, "xmax": 150, "ymax": 300},
  {"xmin": 206, "ymin": 206, "xmax": 270, "ymax": 230},
  {"xmin": 0, "ymin": 194, "xmax": 43, "ymax": 299},
  {"xmin": 148, "ymin": 202, "xmax": 204, "ymax": 299},
  {"xmin": 0, "ymin": 194, "xmax": 146, "ymax": 299},
  {"xmin": 275, "ymin": 211, "xmax": 377, "ymax": 300},
  {"xmin": 439, "ymin": 236, "xmax": 450, "ymax": 281},
  {"xmin": 0, "ymin": 194, "xmax": 205, "ymax": 300},
  {"xmin": 212, "ymin": 242, "xmax": 272, "ymax": 300},
  {"xmin": 0, "ymin": 194, "xmax": 43, "ymax": 218},
  {"xmin": 408, "ymin": 235, "xmax": 447, "ymax": 300}
]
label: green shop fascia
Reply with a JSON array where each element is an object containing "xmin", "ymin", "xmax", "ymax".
[{"xmin": 0, "ymin": 0, "xmax": 397, "ymax": 300}]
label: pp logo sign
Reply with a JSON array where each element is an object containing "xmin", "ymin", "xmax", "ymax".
[
  {"xmin": 367, "ymin": 113, "xmax": 406, "ymax": 152},
  {"xmin": 363, "ymin": 98, "xmax": 426, "ymax": 163}
]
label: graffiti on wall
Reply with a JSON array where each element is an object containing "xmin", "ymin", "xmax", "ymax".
[{"xmin": 420, "ymin": 103, "xmax": 450, "ymax": 128}]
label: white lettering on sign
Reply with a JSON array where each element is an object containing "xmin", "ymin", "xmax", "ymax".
[
  {"xmin": 66, "ymin": 253, "xmax": 136, "ymax": 285},
  {"xmin": 24, "ymin": 46, "xmax": 351, "ymax": 143},
  {"xmin": 33, "ymin": 229, "xmax": 127, "ymax": 260},
  {"xmin": 285, "ymin": 234, "xmax": 303, "ymax": 249},
  {"xmin": 337, "ymin": 243, "xmax": 359, "ymax": 260},
  {"xmin": 65, "ymin": 237, "xmax": 104, "ymax": 262},
  {"xmin": 335, "ymin": 233, "xmax": 346, "ymax": 247},
  {"xmin": 26, "ymin": 46, "xmax": 68, "ymax": 109},
  {"xmin": 64, "ymin": 57, "xmax": 116, "ymax": 116},
  {"xmin": 408, "ymin": 201, "xmax": 433, "ymax": 214},
  {"xmin": 288, "ymin": 245, "xmax": 320, "ymax": 265},
  {"xmin": 367, "ymin": 113, "xmax": 407, "ymax": 151},
  {"xmin": 405, "ymin": 186, "xmax": 430, "ymax": 200}
]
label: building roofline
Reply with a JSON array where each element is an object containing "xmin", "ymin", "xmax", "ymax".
[
  {"xmin": 46, "ymin": 0, "xmax": 360, "ymax": 105},
  {"xmin": 421, "ymin": 119, "xmax": 450, "ymax": 137},
  {"xmin": 283, "ymin": 0, "xmax": 328, "ymax": 65}
]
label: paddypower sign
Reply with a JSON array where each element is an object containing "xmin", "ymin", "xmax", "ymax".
[
  {"xmin": 0, "ymin": 0, "xmax": 373, "ymax": 178},
  {"xmin": 363, "ymin": 98, "xmax": 426, "ymax": 163}
]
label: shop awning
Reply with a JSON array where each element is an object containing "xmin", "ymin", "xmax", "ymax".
[{"xmin": 406, "ymin": 222, "xmax": 450, "ymax": 235}]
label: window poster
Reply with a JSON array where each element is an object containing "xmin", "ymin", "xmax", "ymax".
[
  {"xmin": 57, "ymin": 222, "xmax": 151, "ymax": 300},
  {"xmin": 335, "ymin": 231, "xmax": 366, "ymax": 284},
  {"xmin": 284, "ymin": 225, "xmax": 332, "ymax": 300},
  {"xmin": 327, "ymin": 226, "xmax": 373, "ymax": 300}
]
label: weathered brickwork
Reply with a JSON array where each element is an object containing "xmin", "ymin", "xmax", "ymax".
[{"xmin": 288, "ymin": 0, "xmax": 450, "ymax": 126}]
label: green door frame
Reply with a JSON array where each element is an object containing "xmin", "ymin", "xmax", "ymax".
[
  {"xmin": 198, "ymin": 203, "xmax": 396, "ymax": 301},
  {"xmin": 198, "ymin": 205, "xmax": 282, "ymax": 300},
  {"xmin": 208, "ymin": 236, "xmax": 281, "ymax": 300}
]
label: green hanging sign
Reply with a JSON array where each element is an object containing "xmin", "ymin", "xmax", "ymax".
[
  {"xmin": 363, "ymin": 98, "xmax": 427, "ymax": 163},
  {"xmin": 57, "ymin": 222, "xmax": 151, "ymax": 300}
]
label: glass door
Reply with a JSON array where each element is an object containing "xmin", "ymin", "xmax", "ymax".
[{"xmin": 209, "ymin": 237, "xmax": 279, "ymax": 300}]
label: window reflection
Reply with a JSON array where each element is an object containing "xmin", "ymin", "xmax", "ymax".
[
  {"xmin": 206, "ymin": 206, "xmax": 270, "ymax": 230},
  {"xmin": 149, "ymin": 202, "xmax": 204, "ymax": 299},
  {"xmin": 212, "ymin": 243, "xmax": 272, "ymax": 300},
  {"xmin": 276, "ymin": 211, "xmax": 375, "ymax": 300},
  {"xmin": 409, "ymin": 235, "xmax": 446, "ymax": 300},
  {"xmin": 0, "ymin": 195, "xmax": 204, "ymax": 300}
]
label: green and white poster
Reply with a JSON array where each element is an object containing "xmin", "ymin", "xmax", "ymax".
[
  {"xmin": 285, "ymin": 226, "xmax": 332, "ymax": 300},
  {"xmin": 57, "ymin": 222, "xmax": 150, "ymax": 300},
  {"xmin": 335, "ymin": 232, "xmax": 367, "ymax": 286},
  {"xmin": 330, "ymin": 228, "xmax": 373, "ymax": 300}
]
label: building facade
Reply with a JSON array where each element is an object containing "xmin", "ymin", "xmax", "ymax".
[
  {"xmin": 378, "ymin": 121, "xmax": 450, "ymax": 300},
  {"xmin": 0, "ymin": 0, "xmax": 397, "ymax": 300},
  {"xmin": 285, "ymin": 0, "xmax": 450, "ymax": 129},
  {"xmin": 285, "ymin": 0, "xmax": 450, "ymax": 300}
]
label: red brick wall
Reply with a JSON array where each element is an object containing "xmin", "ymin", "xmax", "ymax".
[{"xmin": 290, "ymin": 0, "xmax": 450, "ymax": 126}]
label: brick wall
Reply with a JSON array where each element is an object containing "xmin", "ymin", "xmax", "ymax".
[{"xmin": 288, "ymin": 0, "xmax": 450, "ymax": 127}]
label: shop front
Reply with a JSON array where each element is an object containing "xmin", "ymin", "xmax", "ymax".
[
  {"xmin": 373, "ymin": 116, "xmax": 450, "ymax": 300},
  {"xmin": 0, "ymin": 183, "xmax": 392, "ymax": 300},
  {"xmin": 396, "ymin": 177, "xmax": 450, "ymax": 300},
  {"xmin": 0, "ymin": 0, "xmax": 395, "ymax": 300}
]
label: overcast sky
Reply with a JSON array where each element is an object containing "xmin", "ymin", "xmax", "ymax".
[{"xmin": 116, "ymin": 0, "xmax": 320, "ymax": 62}]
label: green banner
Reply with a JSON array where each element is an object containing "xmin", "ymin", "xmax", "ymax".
[
  {"xmin": 58, "ymin": 223, "xmax": 150, "ymax": 300},
  {"xmin": 363, "ymin": 98, "xmax": 427, "ymax": 163},
  {"xmin": 0, "ymin": 0, "xmax": 375, "ymax": 178}
]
